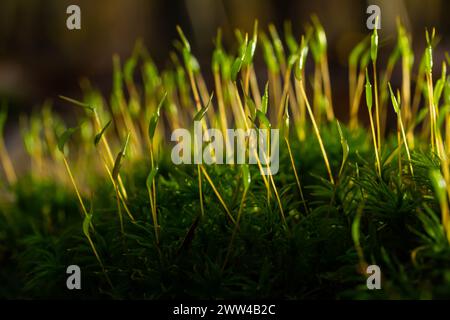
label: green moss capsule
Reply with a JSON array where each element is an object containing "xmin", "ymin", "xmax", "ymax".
[
  {"xmin": 388, "ymin": 82, "xmax": 400, "ymax": 114},
  {"xmin": 370, "ymin": 27, "xmax": 378, "ymax": 63},
  {"xmin": 425, "ymin": 29, "xmax": 435, "ymax": 73},
  {"xmin": 294, "ymin": 37, "xmax": 308, "ymax": 81}
]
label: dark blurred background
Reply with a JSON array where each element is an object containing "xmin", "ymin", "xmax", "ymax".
[{"xmin": 0, "ymin": 0, "xmax": 449, "ymax": 157}]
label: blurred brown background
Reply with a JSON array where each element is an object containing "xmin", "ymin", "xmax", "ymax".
[{"xmin": 0, "ymin": 0, "xmax": 449, "ymax": 145}]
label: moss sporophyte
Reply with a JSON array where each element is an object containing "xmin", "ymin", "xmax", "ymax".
[
  {"xmin": 3, "ymin": 16, "xmax": 450, "ymax": 298},
  {"xmin": 170, "ymin": 121, "xmax": 280, "ymax": 176}
]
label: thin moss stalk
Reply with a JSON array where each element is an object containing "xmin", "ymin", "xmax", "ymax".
[
  {"xmin": 349, "ymin": 50, "xmax": 370, "ymax": 129},
  {"xmin": 389, "ymin": 83, "xmax": 414, "ymax": 178},
  {"xmin": 424, "ymin": 29, "xmax": 439, "ymax": 155},
  {"xmin": 348, "ymin": 37, "xmax": 369, "ymax": 124},
  {"xmin": 62, "ymin": 156, "xmax": 88, "ymax": 217},
  {"xmin": 283, "ymin": 99, "xmax": 309, "ymax": 213},
  {"xmin": 299, "ymin": 82, "xmax": 334, "ymax": 184},
  {"xmin": 59, "ymin": 95, "xmax": 129, "ymax": 200},
  {"xmin": 295, "ymin": 37, "xmax": 334, "ymax": 184},
  {"xmin": 311, "ymin": 15, "xmax": 334, "ymax": 121},
  {"xmin": 371, "ymin": 26, "xmax": 381, "ymax": 154},
  {"xmin": 200, "ymin": 165, "xmax": 235, "ymax": 224},
  {"xmin": 366, "ymin": 69, "xmax": 382, "ymax": 177},
  {"xmin": 82, "ymin": 209, "xmax": 114, "ymax": 288}
]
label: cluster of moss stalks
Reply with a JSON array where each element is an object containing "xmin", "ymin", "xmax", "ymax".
[{"xmin": 1, "ymin": 17, "xmax": 450, "ymax": 299}]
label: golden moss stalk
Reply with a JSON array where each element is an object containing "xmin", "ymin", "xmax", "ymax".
[
  {"xmin": 388, "ymin": 83, "xmax": 414, "ymax": 178},
  {"xmin": 283, "ymin": 98, "xmax": 308, "ymax": 213},
  {"xmin": 231, "ymin": 77, "xmax": 285, "ymax": 222},
  {"xmin": 398, "ymin": 21, "xmax": 413, "ymax": 138},
  {"xmin": 200, "ymin": 165, "xmax": 235, "ymax": 224},
  {"xmin": 57, "ymin": 127, "xmax": 88, "ymax": 217},
  {"xmin": 311, "ymin": 15, "xmax": 334, "ymax": 121},
  {"xmin": 349, "ymin": 50, "xmax": 371, "ymax": 129},
  {"xmin": 295, "ymin": 37, "xmax": 334, "ymax": 184},
  {"xmin": 425, "ymin": 29, "xmax": 439, "ymax": 156},
  {"xmin": 82, "ymin": 207, "xmax": 113, "ymax": 288},
  {"xmin": 59, "ymin": 95, "xmax": 129, "ymax": 200},
  {"xmin": 348, "ymin": 37, "xmax": 369, "ymax": 128},
  {"xmin": 370, "ymin": 24, "xmax": 381, "ymax": 154},
  {"xmin": 365, "ymin": 69, "xmax": 382, "ymax": 176}
]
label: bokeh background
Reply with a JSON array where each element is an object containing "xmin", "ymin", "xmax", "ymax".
[{"xmin": 0, "ymin": 0, "xmax": 449, "ymax": 162}]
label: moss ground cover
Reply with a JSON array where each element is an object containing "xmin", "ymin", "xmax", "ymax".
[{"xmin": 1, "ymin": 18, "xmax": 450, "ymax": 299}]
